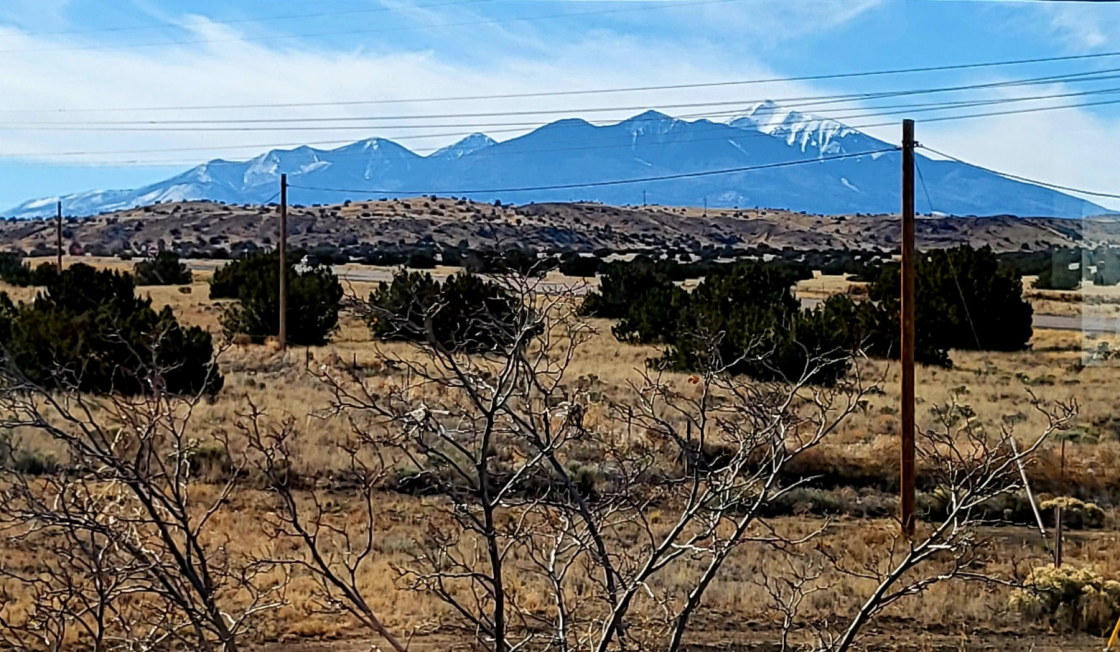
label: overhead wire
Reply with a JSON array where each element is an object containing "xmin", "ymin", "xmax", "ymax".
[
  {"xmin": 8, "ymin": 49, "xmax": 1120, "ymax": 114},
  {"xmin": 287, "ymin": 147, "xmax": 899, "ymax": 195},
  {"xmin": 914, "ymin": 156, "xmax": 983, "ymax": 350},
  {"xmin": 26, "ymin": 85, "xmax": 1120, "ymax": 137},
  {"xmin": 11, "ymin": 86, "xmax": 1120, "ymax": 135},
  {"xmin": 8, "ymin": 87, "xmax": 1120, "ymax": 167},
  {"xmin": 9, "ymin": 66, "xmax": 1120, "ymax": 128},
  {"xmin": 920, "ymin": 145, "xmax": 1120, "ymax": 200}
]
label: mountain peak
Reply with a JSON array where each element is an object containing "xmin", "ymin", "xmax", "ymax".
[
  {"xmin": 628, "ymin": 109, "xmax": 673, "ymax": 122},
  {"xmin": 2, "ymin": 108, "xmax": 1107, "ymax": 219},
  {"xmin": 431, "ymin": 133, "xmax": 497, "ymax": 159},
  {"xmin": 729, "ymin": 100, "xmax": 863, "ymax": 156},
  {"xmin": 620, "ymin": 110, "xmax": 680, "ymax": 138}
]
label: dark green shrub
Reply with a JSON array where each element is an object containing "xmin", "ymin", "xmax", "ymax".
[
  {"xmin": 654, "ymin": 266, "xmax": 854, "ymax": 385},
  {"xmin": 999, "ymin": 248, "xmax": 1076, "ymax": 278},
  {"xmin": 0, "ymin": 264, "xmax": 222, "ymax": 396},
  {"xmin": 218, "ymin": 252, "xmax": 342, "ymax": 346},
  {"xmin": 441, "ymin": 247, "xmax": 464, "ymax": 266},
  {"xmin": 0, "ymin": 253, "xmax": 32, "ymax": 286},
  {"xmin": 613, "ymin": 283, "xmax": 689, "ymax": 344},
  {"xmin": 865, "ymin": 245, "xmax": 1033, "ymax": 365},
  {"xmin": 368, "ymin": 270, "xmax": 528, "ymax": 354},
  {"xmin": 210, "ymin": 251, "xmax": 274, "ymax": 299},
  {"xmin": 580, "ymin": 258, "xmax": 675, "ymax": 319},
  {"xmin": 134, "ymin": 251, "xmax": 192, "ymax": 285},
  {"xmin": 407, "ymin": 249, "xmax": 437, "ymax": 269},
  {"xmin": 559, "ymin": 254, "xmax": 602, "ymax": 277},
  {"xmin": 1092, "ymin": 249, "xmax": 1120, "ymax": 287},
  {"xmin": 463, "ymin": 249, "xmax": 553, "ymax": 277},
  {"xmin": 29, "ymin": 263, "xmax": 60, "ymax": 287},
  {"xmin": 0, "ymin": 257, "xmax": 57, "ymax": 287},
  {"xmin": 1035, "ymin": 264, "xmax": 1082, "ymax": 290}
]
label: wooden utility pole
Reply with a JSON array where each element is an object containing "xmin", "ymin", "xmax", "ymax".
[
  {"xmin": 278, "ymin": 174, "xmax": 288, "ymax": 351},
  {"xmin": 56, "ymin": 201, "xmax": 63, "ymax": 269},
  {"xmin": 900, "ymin": 119, "xmax": 916, "ymax": 538}
]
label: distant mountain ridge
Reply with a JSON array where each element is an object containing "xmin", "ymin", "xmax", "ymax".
[{"xmin": 6, "ymin": 102, "xmax": 1109, "ymax": 219}]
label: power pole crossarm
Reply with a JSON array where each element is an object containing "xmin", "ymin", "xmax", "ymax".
[
  {"xmin": 900, "ymin": 119, "xmax": 916, "ymax": 539},
  {"xmin": 278, "ymin": 174, "xmax": 288, "ymax": 351}
]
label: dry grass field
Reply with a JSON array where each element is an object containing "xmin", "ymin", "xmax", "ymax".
[{"xmin": 0, "ymin": 260, "xmax": 1118, "ymax": 652}]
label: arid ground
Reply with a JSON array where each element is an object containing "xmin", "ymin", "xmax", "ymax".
[{"xmin": 1, "ymin": 256, "xmax": 1118, "ymax": 651}]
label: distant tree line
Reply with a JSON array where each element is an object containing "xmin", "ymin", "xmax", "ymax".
[{"xmin": 579, "ymin": 245, "xmax": 1033, "ymax": 383}]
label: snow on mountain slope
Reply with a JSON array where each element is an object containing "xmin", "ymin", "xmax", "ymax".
[
  {"xmin": 4, "ymin": 101, "xmax": 1109, "ymax": 219},
  {"xmin": 728, "ymin": 100, "xmax": 885, "ymax": 157},
  {"xmin": 431, "ymin": 133, "xmax": 498, "ymax": 159}
]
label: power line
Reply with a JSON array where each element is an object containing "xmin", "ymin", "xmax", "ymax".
[
  {"xmin": 11, "ymin": 67, "xmax": 1120, "ymax": 128},
  {"xmin": 8, "ymin": 87, "xmax": 1120, "ymax": 145},
  {"xmin": 919, "ymin": 145, "xmax": 1120, "ymax": 201},
  {"xmin": 12, "ymin": 75, "xmax": 1120, "ymax": 132},
  {"xmin": 10, "ymin": 86, "xmax": 1120, "ymax": 165},
  {"xmin": 9, "ymin": 49, "xmax": 1120, "ymax": 115},
  {"xmin": 0, "ymin": 0, "xmax": 748, "ymax": 55},
  {"xmin": 7, "ymin": 90, "xmax": 1120, "ymax": 166},
  {"xmin": 916, "ymin": 94, "xmax": 1120, "ymax": 126},
  {"xmin": 10, "ymin": 88, "xmax": 1120, "ymax": 136},
  {"xmin": 287, "ymin": 147, "xmax": 898, "ymax": 196},
  {"xmin": 914, "ymin": 156, "xmax": 983, "ymax": 350}
]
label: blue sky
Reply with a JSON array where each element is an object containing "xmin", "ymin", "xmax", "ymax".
[{"xmin": 1, "ymin": 0, "xmax": 1118, "ymax": 209}]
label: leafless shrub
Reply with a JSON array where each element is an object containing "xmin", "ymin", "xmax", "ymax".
[
  {"xmin": 0, "ymin": 348, "xmax": 285, "ymax": 652},
  {"xmin": 308, "ymin": 277, "xmax": 946, "ymax": 652},
  {"xmin": 806, "ymin": 391, "xmax": 1077, "ymax": 652}
]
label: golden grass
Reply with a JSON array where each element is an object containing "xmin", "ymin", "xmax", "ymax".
[{"xmin": 1, "ymin": 261, "xmax": 1119, "ymax": 649}]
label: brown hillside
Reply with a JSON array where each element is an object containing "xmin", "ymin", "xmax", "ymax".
[{"xmin": 4, "ymin": 198, "xmax": 1118, "ymax": 255}]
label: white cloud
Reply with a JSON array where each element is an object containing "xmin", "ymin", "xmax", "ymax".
[
  {"xmin": 0, "ymin": 20, "xmax": 835, "ymax": 165},
  {"xmin": 1038, "ymin": 1, "xmax": 1120, "ymax": 51},
  {"xmin": 919, "ymin": 95, "xmax": 1120, "ymax": 212},
  {"xmin": 0, "ymin": 1, "xmax": 1117, "ymax": 215}
]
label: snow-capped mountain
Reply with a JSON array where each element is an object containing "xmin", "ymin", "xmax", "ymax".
[
  {"xmin": 5, "ymin": 102, "xmax": 1109, "ymax": 219},
  {"xmin": 432, "ymin": 133, "xmax": 498, "ymax": 159},
  {"xmin": 728, "ymin": 100, "xmax": 883, "ymax": 157}
]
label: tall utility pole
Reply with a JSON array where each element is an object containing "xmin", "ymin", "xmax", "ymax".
[
  {"xmin": 900, "ymin": 119, "xmax": 916, "ymax": 538},
  {"xmin": 278, "ymin": 174, "xmax": 288, "ymax": 351},
  {"xmin": 56, "ymin": 201, "xmax": 63, "ymax": 269}
]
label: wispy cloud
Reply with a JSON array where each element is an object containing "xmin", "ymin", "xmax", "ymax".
[
  {"xmin": 0, "ymin": 0, "xmax": 73, "ymax": 29},
  {"xmin": 1036, "ymin": 1, "xmax": 1120, "ymax": 51},
  {"xmin": 0, "ymin": 0, "xmax": 1117, "ymax": 212},
  {"xmin": 0, "ymin": 18, "xmax": 827, "ymax": 165}
]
